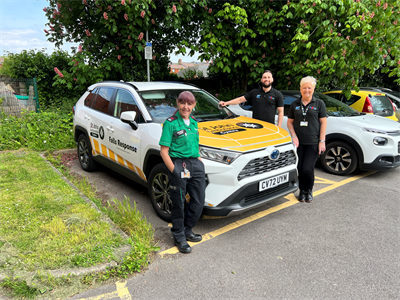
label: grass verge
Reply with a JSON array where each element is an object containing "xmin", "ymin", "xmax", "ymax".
[{"xmin": 0, "ymin": 151, "xmax": 159, "ymax": 299}]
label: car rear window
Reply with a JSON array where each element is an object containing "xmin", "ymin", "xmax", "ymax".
[
  {"xmin": 84, "ymin": 88, "xmax": 97, "ymax": 107},
  {"xmin": 92, "ymin": 87, "xmax": 114, "ymax": 114},
  {"xmin": 369, "ymin": 95, "xmax": 393, "ymax": 114}
]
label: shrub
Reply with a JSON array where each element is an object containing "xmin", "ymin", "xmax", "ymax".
[
  {"xmin": 0, "ymin": 49, "xmax": 84, "ymax": 107},
  {"xmin": 0, "ymin": 107, "xmax": 75, "ymax": 151}
]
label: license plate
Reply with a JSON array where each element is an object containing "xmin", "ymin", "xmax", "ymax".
[{"xmin": 259, "ymin": 173, "xmax": 289, "ymax": 191}]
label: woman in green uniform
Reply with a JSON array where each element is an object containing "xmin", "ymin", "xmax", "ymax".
[{"xmin": 159, "ymin": 91, "xmax": 205, "ymax": 254}]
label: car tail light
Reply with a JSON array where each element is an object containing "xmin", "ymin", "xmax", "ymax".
[
  {"xmin": 362, "ymin": 97, "xmax": 373, "ymax": 113},
  {"xmin": 72, "ymin": 106, "xmax": 75, "ymax": 115}
]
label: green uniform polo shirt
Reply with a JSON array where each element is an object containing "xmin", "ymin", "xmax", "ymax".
[{"xmin": 159, "ymin": 111, "xmax": 200, "ymax": 158}]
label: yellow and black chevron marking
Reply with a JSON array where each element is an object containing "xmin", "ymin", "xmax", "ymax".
[{"xmin": 90, "ymin": 137, "xmax": 147, "ymax": 182}]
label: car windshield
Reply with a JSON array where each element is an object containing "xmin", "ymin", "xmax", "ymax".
[
  {"xmin": 314, "ymin": 92, "xmax": 361, "ymax": 117},
  {"xmin": 369, "ymin": 95, "xmax": 393, "ymax": 115},
  {"xmin": 139, "ymin": 89, "xmax": 233, "ymax": 124}
]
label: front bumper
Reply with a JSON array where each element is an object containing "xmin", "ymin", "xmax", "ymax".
[
  {"xmin": 360, "ymin": 154, "xmax": 400, "ymax": 171},
  {"xmin": 202, "ymin": 169, "xmax": 298, "ymax": 217}
]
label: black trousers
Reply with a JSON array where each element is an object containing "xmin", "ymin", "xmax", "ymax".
[
  {"xmin": 168, "ymin": 158, "xmax": 205, "ymax": 243},
  {"xmin": 297, "ymin": 144, "xmax": 319, "ymax": 191}
]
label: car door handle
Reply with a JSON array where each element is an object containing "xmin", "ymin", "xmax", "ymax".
[
  {"xmin": 106, "ymin": 126, "xmax": 114, "ymax": 133},
  {"xmin": 84, "ymin": 115, "xmax": 90, "ymax": 121}
]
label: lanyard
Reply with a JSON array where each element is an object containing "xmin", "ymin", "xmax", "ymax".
[{"xmin": 301, "ymin": 102, "xmax": 310, "ymax": 121}]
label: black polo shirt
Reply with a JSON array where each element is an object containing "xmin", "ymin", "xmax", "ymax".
[
  {"xmin": 244, "ymin": 87, "xmax": 284, "ymax": 124},
  {"xmin": 287, "ymin": 96, "xmax": 327, "ymax": 145}
]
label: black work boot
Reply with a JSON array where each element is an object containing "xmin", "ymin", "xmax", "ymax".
[
  {"xmin": 298, "ymin": 190, "xmax": 306, "ymax": 202},
  {"xmin": 305, "ymin": 189, "xmax": 313, "ymax": 203}
]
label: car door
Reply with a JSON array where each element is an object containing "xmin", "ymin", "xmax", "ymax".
[
  {"xmin": 108, "ymin": 88, "xmax": 147, "ymax": 182},
  {"xmin": 88, "ymin": 86, "xmax": 116, "ymax": 166}
]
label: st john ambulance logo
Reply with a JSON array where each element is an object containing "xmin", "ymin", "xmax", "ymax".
[
  {"xmin": 236, "ymin": 122, "xmax": 263, "ymax": 129},
  {"xmin": 99, "ymin": 126, "xmax": 105, "ymax": 140}
]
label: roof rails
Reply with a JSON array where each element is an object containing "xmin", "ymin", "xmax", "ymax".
[{"xmin": 95, "ymin": 80, "xmax": 139, "ymax": 90}]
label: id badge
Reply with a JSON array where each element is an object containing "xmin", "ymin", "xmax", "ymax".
[
  {"xmin": 300, "ymin": 121, "xmax": 308, "ymax": 127},
  {"xmin": 181, "ymin": 171, "xmax": 191, "ymax": 178},
  {"xmin": 181, "ymin": 166, "xmax": 191, "ymax": 178}
]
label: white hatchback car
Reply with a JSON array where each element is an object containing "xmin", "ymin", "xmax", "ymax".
[
  {"xmin": 228, "ymin": 91, "xmax": 400, "ymax": 175},
  {"xmin": 73, "ymin": 81, "xmax": 299, "ymax": 221}
]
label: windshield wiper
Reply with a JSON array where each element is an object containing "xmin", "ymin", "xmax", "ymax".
[{"xmin": 224, "ymin": 114, "xmax": 237, "ymax": 119}]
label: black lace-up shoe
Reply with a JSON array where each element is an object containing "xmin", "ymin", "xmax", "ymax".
[
  {"xmin": 186, "ymin": 233, "xmax": 202, "ymax": 243},
  {"xmin": 174, "ymin": 240, "xmax": 192, "ymax": 253}
]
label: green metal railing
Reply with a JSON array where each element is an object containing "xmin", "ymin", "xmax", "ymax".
[{"xmin": 0, "ymin": 77, "xmax": 40, "ymax": 112}]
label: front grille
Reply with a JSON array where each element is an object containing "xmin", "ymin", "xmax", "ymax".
[
  {"xmin": 238, "ymin": 150, "xmax": 296, "ymax": 181},
  {"xmin": 240, "ymin": 182, "xmax": 291, "ymax": 207},
  {"xmin": 398, "ymin": 142, "xmax": 400, "ymax": 154}
]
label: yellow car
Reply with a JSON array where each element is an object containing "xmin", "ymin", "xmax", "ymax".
[{"xmin": 323, "ymin": 90, "xmax": 398, "ymax": 121}]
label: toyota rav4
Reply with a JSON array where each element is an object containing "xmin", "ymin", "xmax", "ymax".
[{"xmin": 73, "ymin": 81, "xmax": 298, "ymax": 221}]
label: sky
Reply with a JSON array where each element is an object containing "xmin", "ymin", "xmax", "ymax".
[{"xmin": 0, "ymin": 0, "xmax": 197, "ymax": 62}]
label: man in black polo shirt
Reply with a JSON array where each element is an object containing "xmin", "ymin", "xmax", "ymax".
[{"xmin": 219, "ymin": 70, "xmax": 284, "ymax": 127}]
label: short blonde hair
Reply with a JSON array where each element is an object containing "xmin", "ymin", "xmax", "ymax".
[{"xmin": 300, "ymin": 76, "xmax": 317, "ymax": 87}]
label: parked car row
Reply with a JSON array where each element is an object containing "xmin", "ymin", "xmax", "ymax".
[
  {"xmin": 73, "ymin": 81, "xmax": 400, "ymax": 222},
  {"xmin": 323, "ymin": 89, "xmax": 398, "ymax": 122},
  {"xmin": 229, "ymin": 90, "xmax": 400, "ymax": 176}
]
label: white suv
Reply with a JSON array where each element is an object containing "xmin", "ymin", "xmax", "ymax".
[
  {"xmin": 73, "ymin": 81, "xmax": 298, "ymax": 221},
  {"xmin": 229, "ymin": 91, "xmax": 400, "ymax": 175}
]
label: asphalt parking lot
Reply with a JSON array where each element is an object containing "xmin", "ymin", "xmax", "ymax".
[{"xmin": 68, "ymin": 158, "xmax": 400, "ymax": 300}]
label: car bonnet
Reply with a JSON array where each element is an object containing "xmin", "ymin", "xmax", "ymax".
[
  {"xmin": 332, "ymin": 113, "xmax": 400, "ymax": 131},
  {"xmin": 198, "ymin": 116, "xmax": 291, "ymax": 152}
]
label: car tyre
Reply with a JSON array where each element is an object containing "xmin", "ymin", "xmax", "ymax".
[
  {"xmin": 148, "ymin": 163, "xmax": 173, "ymax": 222},
  {"xmin": 77, "ymin": 134, "xmax": 97, "ymax": 172},
  {"xmin": 320, "ymin": 141, "xmax": 358, "ymax": 175}
]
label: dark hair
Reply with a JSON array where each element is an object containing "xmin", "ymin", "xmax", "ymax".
[
  {"xmin": 177, "ymin": 91, "xmax": 196, "ymax": 104},
  {"xmin": 262, "ymin": 70, "xmax": 273, "ymax": 77}
]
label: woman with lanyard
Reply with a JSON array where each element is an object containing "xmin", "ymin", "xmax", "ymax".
[
  {"xmin": 287, "ymin": 76, "xmax": 327, "ymax": 203},
  {"xmin": 159, "ymin": 91, "xmax": 205, "ymax": 253}
]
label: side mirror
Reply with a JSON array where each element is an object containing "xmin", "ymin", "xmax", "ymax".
[{"xmin": 121, "ymin": 111, "xmax": 138, "ymax": 130}]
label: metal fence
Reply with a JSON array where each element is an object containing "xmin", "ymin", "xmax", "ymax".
[{"xmin": 0, "ymin": 77, "xmax": 40, "ymax": 116}]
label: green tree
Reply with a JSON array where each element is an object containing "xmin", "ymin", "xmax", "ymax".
[
  {"xmin": 178, "ymin": 0, "xmax": 400, "ymax": 95},
  {"xmin": 44, "ymin": 0, "xmax": 400, "ymax": 96},
  {"xmin": 0, "ymin": 49, "xmax": 79, "ymax": 107},
  {"xmin": 43, "ymin": 0, "xmax": 211, "ymax": 90}
]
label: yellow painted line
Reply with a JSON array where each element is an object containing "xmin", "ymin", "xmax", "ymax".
[
  {"xmin": 77, "ymin": 280, "xmax": 131, "ymax": 300},
  {"xmin": 116, "ymin": 280, "xmax": 132, "ymax": 300},
  {"xmin": 159, "ymin": 194, "xmax": 298, "ymax": 257},
  {"xmin": 78, "ymin": 291, "xmax": 118, "ymax": 300},
  {"xmin": 314, "ymin": 176, "xmax": 337, "ymax": 184},
  {"xmin": 314, "ymin": 171, "xmax": 376, "ymax": 196},
  {"xmin": 159, "ymin": 171, "xmax": 376, "ymax": 256}
]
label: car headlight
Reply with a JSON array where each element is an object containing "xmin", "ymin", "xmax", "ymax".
[
  {"xmin": 199, "ymin": 146, "xmax": 241, "ymax": 164},
  {"xmin": 363, "ymin": 127, "xmax": 388, "ymax": 134},
  {"xmin": 373, "ymin": 137, "xmax": 388, "ymax": 146}
]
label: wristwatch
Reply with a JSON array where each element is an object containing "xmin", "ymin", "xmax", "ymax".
[{"xmin": 319, "ymin": 139, "xmax": 325, "ymax": 142}]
